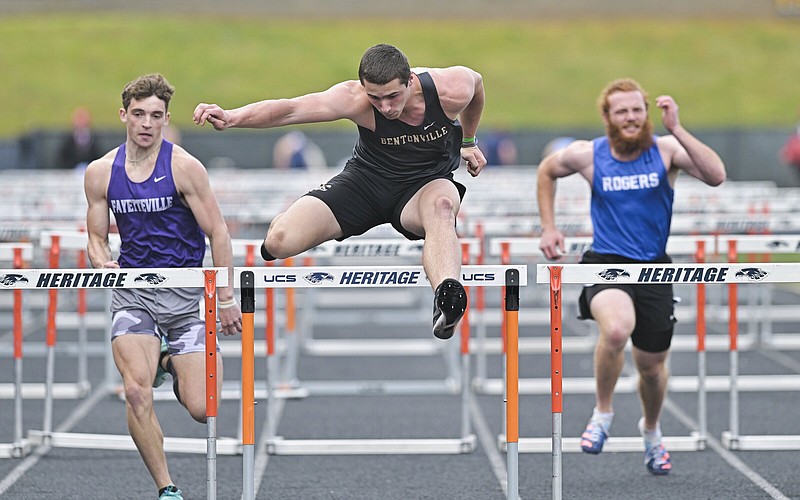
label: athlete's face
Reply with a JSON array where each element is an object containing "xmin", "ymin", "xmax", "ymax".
[
  {"xmin": 362, "ymin": 78, "xmax": 412, "ymax": 120},
  {"xmin": 120, "ymin": 96, "xmax": 170, "ymax": 148},
  {"xmin": 603, "ymin": 90, "xmax": 653, "ymax": 157}
]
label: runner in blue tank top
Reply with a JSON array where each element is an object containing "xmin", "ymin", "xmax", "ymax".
[
  {"xmin": 537, "ymin": 79, "xmax": 726, "ymax": 476},
  {"xmin": 193, "ymin": 44, "xmax": 487, "ymax": 341},
  {"xmin": 85, "ymin": 74, "xmax": 241, "ymax": 500}
]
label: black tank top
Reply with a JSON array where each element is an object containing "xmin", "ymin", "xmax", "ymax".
[{"xmin": 351, "ymin": 71, "xmax": 463, "ymax": 182}]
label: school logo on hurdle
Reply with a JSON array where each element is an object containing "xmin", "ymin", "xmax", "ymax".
[
  {"xmin": 304, "ymin": 272, "xmax": 335, "ymax": 284},
  {"xmin": 597, "ymin": 268, "xmax": 631, "ymax": 282},
  {"xmin": 0, "ymin": 273, "xmax": 29, "ymax": 287},
  {"xmin": 767, "ymin": 240, "xmax": 789, "ymax": 249},
  {"xmin": 134, "ymin": 273, "xmax": 168, "ymax": 285},
  {"xmin": 734, "ymin": 267, "xmax": 769, "ymax": 281}
]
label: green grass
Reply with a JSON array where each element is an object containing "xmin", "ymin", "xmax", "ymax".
[{"xmin": 2, "ymin": 13, "xmax": 800, "ymax": 138}]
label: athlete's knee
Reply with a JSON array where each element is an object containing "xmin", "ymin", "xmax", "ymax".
[
  {"xmin": 263, "ymin": 227, "xmax": 293, "ymax": 260},
  {"xmin": 124, "ymin": 382, "xmax": 154, "ymax": 417},
  {"xmin": 637, "ymin": 354, "xmax": 669, "ymax": 382},
  {"xmin": 431, "ymin": 194, "xmax": 457, "ymax": 216},
  {"xmin": 598, "ymin": 323, "xmax": 632, "ymax": 351}
]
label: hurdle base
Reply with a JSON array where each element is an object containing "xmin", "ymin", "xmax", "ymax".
[
  {"xmin": 296, "ymin": 378, "xmax": 460, "ymax": 397},
  {"xmin": 721, "ymin": 431, "xmax": 800, "ymax": 451},
  {"xmin": 28, "ymin": 430, "xmax": 242, "ymax": 455},
  {"xmin": 302, "ymin": 338, "xmax": 445, "ymax": 357},
  {"xmin": 0, "ymin": 440, "xmax": 32, "ymax": 459},
  {"xmin": 473, "ymin": 374, "xmax": 800, "ymax": 396},
  {"xmin": 266, "ymin": 434, "xmax": 477, "ymax": 455},
  {"xmin": 497, "ymin": 433, "xmax": 706, "ymax": 453},
  {"xmin": 0, "ymin": 381, "xmax": 91, "ymax": 400}
]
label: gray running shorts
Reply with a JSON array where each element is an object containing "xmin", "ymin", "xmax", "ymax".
[{"xmin": 110, "ymin": 287, "xmax": 215, "ymax": 356}]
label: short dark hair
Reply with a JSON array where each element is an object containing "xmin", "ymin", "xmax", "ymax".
[
  {"xmin": 358, "ymin": 44, "xmax": 411, "ymax": 86},
  {"xmin": 121, "ymin": 73, "xmax": 175, "ymax": 111}
]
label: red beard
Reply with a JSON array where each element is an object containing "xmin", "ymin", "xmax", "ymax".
[{"xmin": 607, "ymin": 119, "xmax": 654, "ymax": 157}]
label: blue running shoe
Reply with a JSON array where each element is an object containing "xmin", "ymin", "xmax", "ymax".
[
  {"xmin": 159, "ymin": 485, "xmax": 183, "ymax": 499},
  {"xmin": 153, "ymin": 336, "xmax": 169, "ymax": 388},
  {"xmin": 639, "ymin": 417, "xmax": 672, "ymax": 475},
  {"xmin": 644, "ymin": 442, "xmax": 672, "ymax": 475},
  {"xmin": 580, "ymin": 418, "xmax": 609, "ymax": 454}
]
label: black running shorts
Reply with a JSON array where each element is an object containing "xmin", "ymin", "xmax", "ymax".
[
  {"xmin": 304, "ymin": 162, "xmax": 466, "ymax": 241},
  {"xmin": 578, "ymin": 250, "xmax": 676, "ymax": 353}
]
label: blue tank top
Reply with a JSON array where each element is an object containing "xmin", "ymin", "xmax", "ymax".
[
  {"xmin": 351, "ymin": 71, "xmax": 462, "ymax": 182},
  {"xmin": 108, "ymin": 140, "xmax": 206, "ymax": 268},
  {"xmin": 590, "ymin": 136, "xmax": 674, "ymax": 260}
]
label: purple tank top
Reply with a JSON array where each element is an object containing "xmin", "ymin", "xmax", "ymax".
[{"xmin": 108, "ymin": 140, "xmax": 205, "ymax": 268}]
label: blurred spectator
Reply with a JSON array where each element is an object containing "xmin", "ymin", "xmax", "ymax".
[
  {"xmin": 272, "ymin": 130, "xmax": 327, "ymax": 170},
  {"xmin": 780, "ymin": 111, "xmax": 800, "ymax": 174},
  {"xmin": 163, "ymin": 123, "xmax": 182, "ymax": 145},
  {"xmin": 480, "ymin": 131, "xmax": 518, "ymax": 167},
  {"xmin": 58, "ymin": 106, "xmax": 102, "ymax": 170},
  {"xmin": 541, "ymin": 136, "xmax": 576, "ymax": 161}
]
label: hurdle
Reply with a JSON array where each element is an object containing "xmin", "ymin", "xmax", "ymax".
[
  {"xmin": 34, "ymin": 231, "xmax": 120, "ymax": 400},
  {"xmin": 274, "ymin": 238, "xmax": 481, "ymax": 397},
  {"xmin": 480, "ymin": 234, "xmax": 800, "ymax": 396},
  {"xmin": 537, "ymin": 261, "xmax": 800, "ymax": 499},
  {"xmin": 236, "ymin": 264, "xmax": 526, "ymax": 499},
  {"xmin": 22, "ymin": 267, "xmax": 241, "ymax": 472},
  {"xmin": 0, "ymin": 243, "xmax": 33, "ymax": 458},
  {"xmin": 720, "ymin": 240, "xmax": 800, "ymax": 451}
]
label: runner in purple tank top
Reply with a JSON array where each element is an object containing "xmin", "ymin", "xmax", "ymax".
[{"xmin": 84, "ymin": 73, "xmax": 241, "ymax": 500}]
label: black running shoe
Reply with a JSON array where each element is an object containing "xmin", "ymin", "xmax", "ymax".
[{"xmin": 432, "ymin": 278, "xmax": 467, "ymax": 340}]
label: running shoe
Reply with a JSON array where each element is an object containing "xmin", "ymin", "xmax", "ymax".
[
  {"xmin": 580, "ymin": 418, "xmax": 609, "ymax": 454},
  {"xmin": 153, "ymin": 336, "xmax": 169, "ymax": 388},
  {"xmin": 158, "ymin": 485, "xmax": 183, "ymax": 499},
  {"xmin": 644, "ymin": 442, "xmax": 672, "ymax": 475},
  {"xmin": 432, "ymin": 278, "xmax": 467, "ymax": 340}
]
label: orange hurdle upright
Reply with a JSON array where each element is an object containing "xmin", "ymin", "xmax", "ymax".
[
  {"xmin": 240, "ymin": 270, "xmax": 256, "ymax": 500},
  {"xmin": 548, "ymin": 266, "xmax": 563, "ymax": 500},
  {"xmin": 504, "ymin": 268, "xmax": 520, "ymax": 500},
  {"xmin": 203, "ymin": 270, "xmax": 219, "ymax": 500}
]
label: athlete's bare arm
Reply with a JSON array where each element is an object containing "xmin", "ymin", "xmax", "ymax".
[
  {"xmin": 193, "ymin": 81, "xmax": 374, "ymax": 131},
  {"xmin": 84, "ymin": 151, "xmax": 118, "ymax": 269},
  {"xmin": 537, "ymin": 140, "xmax": 594, "ymax": 260}
]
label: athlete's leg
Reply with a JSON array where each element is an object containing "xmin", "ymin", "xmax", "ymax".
[
  {"xmin": 399, "ymin": 178, "xmax": 462, "ymax": 289},
  {"xmin": 168, "ymin": 351, "xmax": 223, "ymax": 422},
  {"xmin": 632, "ymin": 346, "xmax": 669, "ymax": 430},
  {"xmin": 263, "ymin": 196, "xmax": 343, "ymax": 259},
  {"xmin": 113, "ymin": 333, "xmax": 174, "ymax": 491},
  {"xmin": 588, "ymin": 288, "xmax": 636, "ymax": 413}
]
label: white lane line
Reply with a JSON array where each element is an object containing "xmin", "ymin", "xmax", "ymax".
[
  {"xmin": 250, "ymin": 397, "xmax": 286, "ymax": 498},
  {"xmin": 664, "ymin": 398, "xmax": 790, "ymax": 500},
  {"xmin": 469, "ymin": 395, "xmax": 508, "ymax": 497},
  {"xmin": 0, "ymin": 384, "xmax": 110, "ymax": 496}
]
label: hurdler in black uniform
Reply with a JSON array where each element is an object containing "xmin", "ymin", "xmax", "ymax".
[
  {"xmin": 307, "ymin": 72, "xmax": 468, "ymax": 340},
  {"xmin": 309, "ymin": 72, "xmax": 466, "ymax": 240},
  {"xmin": 193, "ymin": 44, "xmax": 487, "ymax": 341}
]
